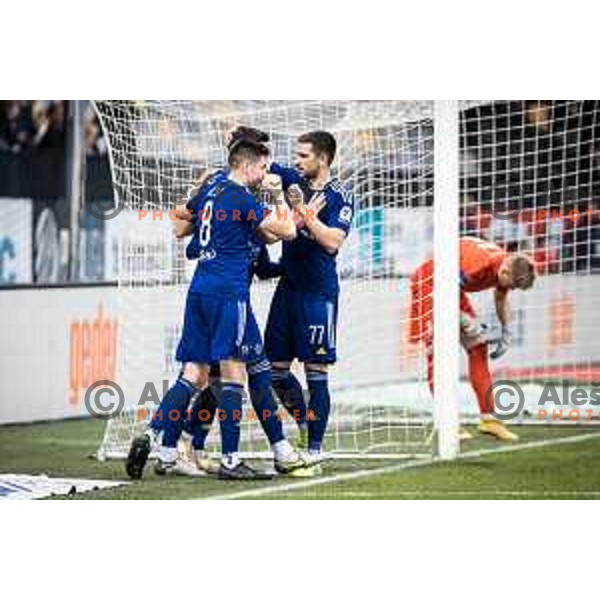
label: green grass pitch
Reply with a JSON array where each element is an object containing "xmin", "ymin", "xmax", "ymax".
[{"xmin": 1, "ymin": 419, "xmax": 600, "ymax": 499}]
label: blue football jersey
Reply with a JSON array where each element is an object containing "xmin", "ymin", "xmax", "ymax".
[
  {"xmin": 185, "ymin": 169, "xmax": 228, "ymax": 260},
  {"xmin": 188, "ymin": 175, "xmax": 267, "ymax": 298},
  {"xmin": 270, "ymin": 162, "xmax": 354, "ymax": 296}
]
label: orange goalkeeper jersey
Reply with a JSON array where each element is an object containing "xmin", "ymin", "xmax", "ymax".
[
  {"xmin": 408, "ymin": 237, "xmax": 507, "ymax": 343},
  {"xmin": 458, "ymin": 237, "xmax": 507, "ymax": 292},
  {"xmin": 410, "ymin": 237, "xmax": 507, "ymax": 292}
]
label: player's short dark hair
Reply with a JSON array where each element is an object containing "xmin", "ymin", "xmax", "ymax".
[
  {"xmin": 227, "ymin": 126, "xmax": 270, "ymax": 151},
  {"xmin": 227, "ymin": 139, "xmax": 270, "ymax": 168},
  {"xmin": 297, "ymin": 130, "xmax": 337, "ymax": 165}
]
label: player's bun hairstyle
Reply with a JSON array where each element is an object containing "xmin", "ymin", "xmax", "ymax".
[
  {"xmin": 511, "ymin": 253, "xmax": 536, "ymax": 290},
  {"xmin": 297, "ymin": 130, "xmax": 337, "ymax": 165},
  {"xmin": 227, "ymin": 126, "xmax": 270, "ymax": 151},
  {"xmin": 227, "ymin": 138, "xmax": 270, "ymax": 169}
]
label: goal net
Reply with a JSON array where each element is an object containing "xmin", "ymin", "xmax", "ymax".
[
  {"xmin": 93, "ymin": 99, "xmax": 600, "ymax": 464},
  {"xmin": 94, "ymin": 100, "xmax": 438, "ymax": 461},
  {"xmin": 459, "ymin": 101, "xmax": 600, "ymax": 425}
]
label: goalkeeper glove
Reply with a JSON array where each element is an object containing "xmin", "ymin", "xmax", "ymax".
[{"xmin": 489, "ymin": 326, "xmax": 511, "ymax": 360}]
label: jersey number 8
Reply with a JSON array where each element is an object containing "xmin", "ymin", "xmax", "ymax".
[{"xmin": 199, "ymin": 200, "xmax": 214, "ymax": 247}]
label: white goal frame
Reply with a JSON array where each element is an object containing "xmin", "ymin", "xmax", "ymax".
[{"xmin": 93, "ymin": 100, "xmax": 462, "ymax": 462}]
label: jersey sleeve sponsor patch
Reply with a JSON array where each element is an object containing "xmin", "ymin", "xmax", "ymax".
[
  {"xmin": 338, "ymin": 205, "xmax": 353, "ymax": 224},
  {"xmin": 326, "ymin": 183, "xmax": 354, "ymax": 233}
]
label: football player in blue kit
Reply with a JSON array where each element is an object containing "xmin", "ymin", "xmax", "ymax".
[
  {"xmin": 183, "ymin": 233, "xmax": 306, "ymax": 474},
  {"xmin": 181, "ymin": 128, "xmax": 320, "ymax": 477},
  {"xmin": 126, "ymin": 137, "xmax": 299, "ymax": 481},
  {"xmin": 266, "ymin": 131, "xmax": 354, "ymax": 470}
]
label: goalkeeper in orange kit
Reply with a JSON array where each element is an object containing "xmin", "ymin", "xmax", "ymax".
[{"xmin": 409, "ymin": 236, "xmax": 536, "ymax": 441}]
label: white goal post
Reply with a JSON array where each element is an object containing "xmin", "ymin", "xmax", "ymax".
[{"xmin": 433, "ymin": 100, "xmax": 460, "ymax": 460}]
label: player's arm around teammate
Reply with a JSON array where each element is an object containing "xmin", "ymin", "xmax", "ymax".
[
  {"xmin": 172, "ymin": 168, "xmax": 218, "ymax": 238},
  {"xmin": 256, "ymin": 196, "xmax": 297, "ymax": 242}
]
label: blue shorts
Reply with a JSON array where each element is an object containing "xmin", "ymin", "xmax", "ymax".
[
  {"xmin": 264, "ymin": 281, "xmax": 338, "ymax": 365},
  {"xmin": 176, "ymin": 292, "xmax": 264, "ymax": 365}
]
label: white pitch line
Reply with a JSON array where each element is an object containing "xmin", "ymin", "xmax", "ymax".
[
  {"xmin": 200, "ymin": 431, "xmax": 600, "ymax": 500},
  {"xmin": 323, "ymin": 490, "xmax": 600, "ymax": 498}
]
